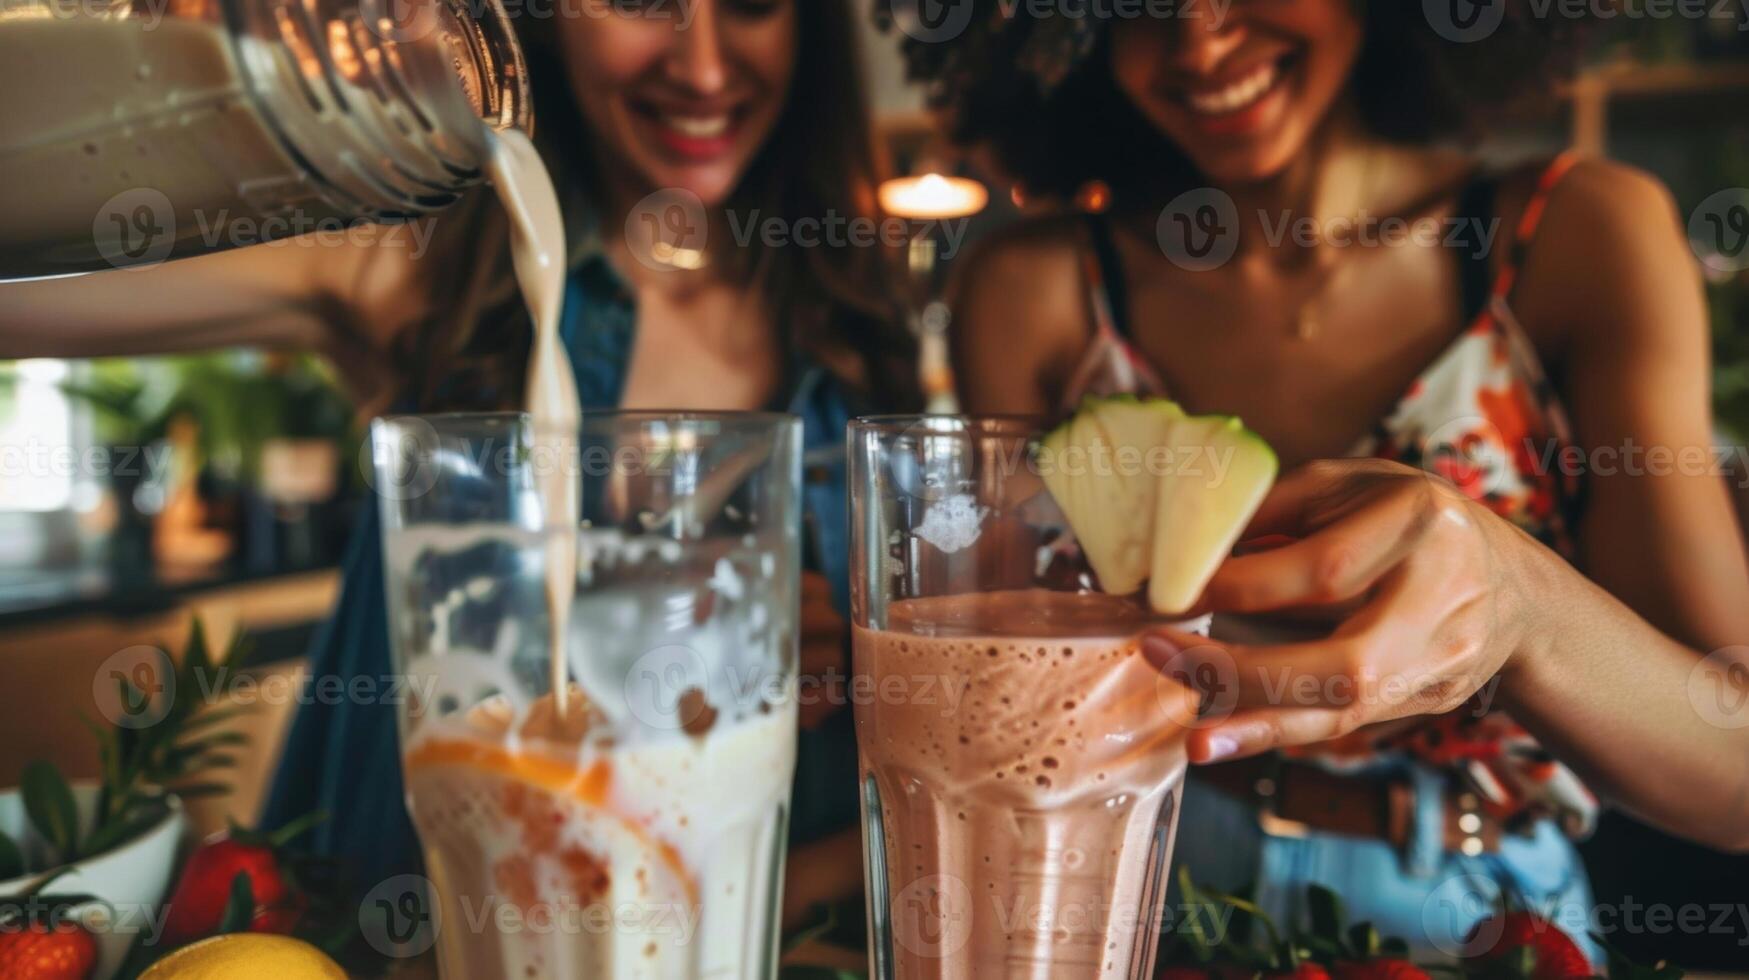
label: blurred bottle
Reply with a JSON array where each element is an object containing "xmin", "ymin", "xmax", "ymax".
[{"xmin": 0, "ymin": 0, "xmax": 529, "ymax": 279}]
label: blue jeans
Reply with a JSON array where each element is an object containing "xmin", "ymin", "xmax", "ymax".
[{"xmin": 1170, "ymin": 764, "xmax": 1600, "ymax": 966}]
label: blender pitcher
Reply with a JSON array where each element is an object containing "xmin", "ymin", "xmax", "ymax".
[{"xmin": 0, "ymin": 0, "xmax": 528, "ymax": 278}]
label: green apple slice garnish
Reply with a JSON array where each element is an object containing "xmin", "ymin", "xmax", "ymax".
[
  {"xmin": 1147, "ymin": 414, "xmax": 1278, "ymax": 614},
  {"xmin": 1039, "ymin": 396, "xmax": 1278, "ymax": 615},
  {"xmin": 1038, "ymin": 396, "xmax": 1181, "ymax": 596}
]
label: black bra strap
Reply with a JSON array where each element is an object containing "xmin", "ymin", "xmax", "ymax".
[
  {"xmin": 1452, "ymin": 172, "xmax": 1500, "ymax": 326},
  {"xmin": 1083, "ymin": 213, "xmax": 1133, "ymax": 340}
]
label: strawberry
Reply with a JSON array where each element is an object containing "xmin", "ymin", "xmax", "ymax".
[
  {"xmin": 1331, "ymin": 960, "xmax": 1430, "ymax": 980},
  {"xmin": 1465, "ymin": 911, "xmax": 1592, "ymax": 979},
  {"xmin": 1274, "ymin": 965, "xmax": 1333, "ymax": 980},
  {"xmin": 0, "ymin": 921, "xmax": 97, "ymax": 980},
  {"xmin": 159, "ymin": 814, "xmax": 322, "ymax": 947},
  {"xmin": 160, "ymin": 836, "xmax": 290, "ymax": 946}
]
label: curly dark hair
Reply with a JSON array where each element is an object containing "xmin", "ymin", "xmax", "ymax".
[{"xmin": 879, "ymin": 0, "xmax": 1592, "ymax": 201}]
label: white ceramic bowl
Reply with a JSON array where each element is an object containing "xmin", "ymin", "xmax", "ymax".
[{"xmin": 0, "ymin": 782, "xmax": 187, "ymax": 980}]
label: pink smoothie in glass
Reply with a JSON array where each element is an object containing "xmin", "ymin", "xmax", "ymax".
[{"xmin": 853, "ymin": 589, "xmax": 1198, "ymax": 979}]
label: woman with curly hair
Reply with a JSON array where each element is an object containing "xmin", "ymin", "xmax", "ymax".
[{"xmin": 894, "ymin": 0, "xmax": 1749, "ymax": 954}]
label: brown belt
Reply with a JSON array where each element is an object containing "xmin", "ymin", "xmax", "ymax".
[{"xmin": 1195, "ymin": 756, "xmax": 1503, "ymax": 855}]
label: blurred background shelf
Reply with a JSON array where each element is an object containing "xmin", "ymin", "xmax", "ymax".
[{"xmin": 1569, "ymin": 60, "xmax": 1749, "ymax": 153}]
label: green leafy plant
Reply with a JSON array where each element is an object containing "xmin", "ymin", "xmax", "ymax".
[
  {"xmin": 0, "ymin": 618, "xmax": 250, "ymax": 876},
  {"xmin": 1709, "ymin": 269, "xmax": 1749, "ymax": 440},
  {"xmin": 0, "ymin": 825, "xmax": 22, "ymax": 882},
  {"xmin": 0, "ymin": 352, "xmax": 353, "ymax": 481},
  {"xmin": 778, "ymin": 896, "xmax": 869, "ymax": 980},
  {"xmin": 1695, "ymin": 125, "xmax": 1749, "ymax": 440}
]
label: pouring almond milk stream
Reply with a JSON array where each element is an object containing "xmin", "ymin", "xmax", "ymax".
[{"xmin": 489, "ymin": 128, "xmax": 585, "ymax": 722}]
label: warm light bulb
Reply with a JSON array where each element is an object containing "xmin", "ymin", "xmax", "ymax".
[{"xmin": 879, "ymin": 173, "xmax": 989, "ymax": 220}]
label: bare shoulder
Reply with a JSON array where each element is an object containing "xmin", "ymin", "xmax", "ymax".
[
  {"xmin": 1508, "ymin": 157, "xmax": 1699, "ymax": 357},
  {"xmin": 951, "ymin": 213, "xmax": 1091, "ymax": 346},
  {"xmin": 948, "ymin": 213, "xmax": 1096, "ymax": 412},
  {"xmin": 955, "ymin": 212, "xmax": 1085, "ymax": 295},
  {"xmin": 1534, "ymin": 157, "xmax": 1683, "ymax": 259}
]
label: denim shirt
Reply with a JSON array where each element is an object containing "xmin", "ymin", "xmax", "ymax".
[{"xmin": 266, "ymin": 255, "xmax": 861, "ymax": 886}]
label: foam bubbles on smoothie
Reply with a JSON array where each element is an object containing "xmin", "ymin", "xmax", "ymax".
[{"xmin": 854, "ymin": 589, "xmax": 1196, "ymax": 977}]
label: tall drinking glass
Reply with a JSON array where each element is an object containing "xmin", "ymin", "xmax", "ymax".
[
  {"xmin": 850, "ymin": 416, "xmax": 1201, "ymax": 980},
  {"xmin": 372, "ymin": 411, "xmax": 801, "ymax": 979}
]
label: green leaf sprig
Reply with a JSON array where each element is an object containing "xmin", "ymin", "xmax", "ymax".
[{"xmin": 0, "ymin": 618, "xmax": 251, "ymax": 876}]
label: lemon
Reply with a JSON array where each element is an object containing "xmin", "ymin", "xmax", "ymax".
[{"xmin": 142, "ymin": 933, "xmax": 348, "ymax": 979}]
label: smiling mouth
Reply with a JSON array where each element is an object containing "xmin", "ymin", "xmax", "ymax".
[
  {"xmin": 660, "ymin": 113, "xmax": 732, "ymax": 139},
  {"xmin": 1177, "ymin": 56, "xmax": 1292, "ymax": 118},
  {"xmin": 629, "ymin": 100, "xmax": 746, "ymax": 158}
]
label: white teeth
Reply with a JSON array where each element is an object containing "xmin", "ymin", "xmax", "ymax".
[
  {"xmin": 661, "ymin": 114, "xmax": 731, "ymax": 139},
  {"xmin": 1184, "ymin": 63, "xmax": 1279, "ymax": 116}
]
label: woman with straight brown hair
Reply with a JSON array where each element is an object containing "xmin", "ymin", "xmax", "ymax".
[{"xmin": 2, "ymin": 0, "xmax": 913, "ymax": 897}]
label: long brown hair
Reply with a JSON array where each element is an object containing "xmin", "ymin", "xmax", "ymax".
[{"xmin": 399, "ymin": 0, "xmax": 918, "ymax": 412}]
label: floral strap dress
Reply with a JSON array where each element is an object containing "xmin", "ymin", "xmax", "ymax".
[{"xmin": 1072, "ymin": 152, "xmax": 1595, "ymax": 837}]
